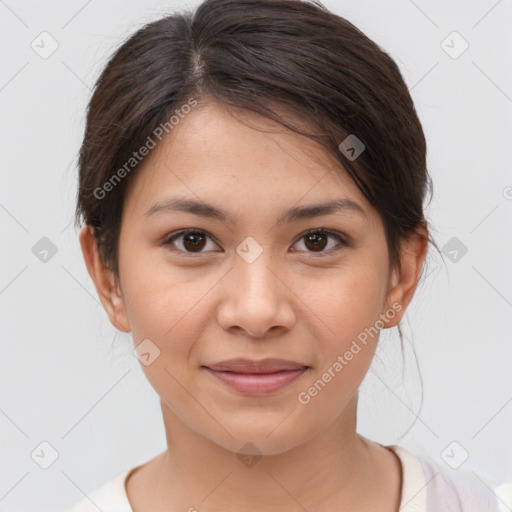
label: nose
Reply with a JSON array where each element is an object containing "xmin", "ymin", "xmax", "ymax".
[{"xmin": 216, "ymin": 250, "xmax": 296, "ymax": 338}]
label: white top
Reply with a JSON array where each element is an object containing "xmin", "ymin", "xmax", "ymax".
[{"xmin": 68, "ymin": 444, "xmax": 512, "ymax": 512}]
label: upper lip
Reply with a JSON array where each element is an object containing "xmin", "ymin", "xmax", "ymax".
[{"xmin": 204, "ymin": 358, "xmax": 309, "ymax": 374}]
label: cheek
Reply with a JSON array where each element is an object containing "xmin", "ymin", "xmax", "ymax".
[
  {"xmin": 125, "ymin": 278, "xmax": 208, "ymax": 348},
  {"xmin": 295, "ymin": 271, "xmax": 385, "ymax": 418},
  {"xmin": 296, "ymin": 266, "xmax": 387, "ymax": 411},
  {"xmin": 119, "ymin": 242, "xmax": 204, "ymax": 338},
  {"xmin": 122, "ymin": 272, "xmax": 211, "ymax": 401},
  {"xmin": 120, "ymin": 268, "xmax": 227, "ymax": 401},
  {"xmin": 301, "ymin": 261, "xmax": 387, "ymax": 349}
]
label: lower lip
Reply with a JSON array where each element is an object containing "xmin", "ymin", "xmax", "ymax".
[{"xmin": 204, "ymin": 367, "xmax": 308, "ymax": 395}]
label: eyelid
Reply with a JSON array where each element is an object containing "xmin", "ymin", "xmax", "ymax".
[
  {"xmin": 162, "ymin": 229, "xmax": 221, "ymax": 258},
  {"xmin": 295, "ymin": 227, "xmax": 346, "ymax": 242},
  {"xmin": 291, "ymin": 227, "xmax": 349, "ymax": 257},
  {"xmin": 162, "ymin": 227, "xmax": 349, "ymax": 257}
]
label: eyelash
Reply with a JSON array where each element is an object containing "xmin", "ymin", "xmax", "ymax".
[{"xmin": 162, "ymin": 228, "xmax": 349, "ymax": 258}]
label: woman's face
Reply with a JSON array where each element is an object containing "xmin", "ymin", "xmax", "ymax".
[{"xmin": 91, "ymin": 101, "xmax": 414, "ymax": 455}]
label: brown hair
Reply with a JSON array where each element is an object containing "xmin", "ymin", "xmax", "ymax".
[{"xmin": 75, "ymin": 0, "xmax": 441, "ymax": 357}]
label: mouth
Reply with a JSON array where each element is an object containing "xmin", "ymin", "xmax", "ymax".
[{"xmin": 202, "ymin": 358, "xmax": 310, "ymax": 396}]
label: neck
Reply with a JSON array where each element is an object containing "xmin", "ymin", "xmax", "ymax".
[{"xmin": 141, "ymin": 397, "xmax": 392, "ymax": 511}]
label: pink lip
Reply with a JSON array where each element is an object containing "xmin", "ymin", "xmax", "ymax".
[{"xmin": 203, "ymin": 358, "xmax": 309, "ymax": 395}]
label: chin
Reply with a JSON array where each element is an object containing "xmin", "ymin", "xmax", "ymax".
[{"xmin": 203, "ymin": 419, "xmax": 314, "ymax": 457}]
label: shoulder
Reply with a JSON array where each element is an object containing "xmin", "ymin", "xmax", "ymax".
[
  {"xmin": 495, "ymin": 483, "xmax": 512, "ymax": 512},
  {"xmin": 388, "ymin": 444, "xmax": 512, "ymax": 512},
  {"xmin": 67, "ymin": 467, "xmax": 136, "ymax": 512}
]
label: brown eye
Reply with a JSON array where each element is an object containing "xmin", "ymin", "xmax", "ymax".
[
  {"xmin": 181, "ymin": 231, "xmax": 206, "ymax": 252},
  {"xmin": 163, "ymin": 228, "xmax": 348, "ymax": 258},
  {"xmin": 304, "ymin": 232, "xmax": 329, "ymax": 252},
  {"xmin": 292, "ymin": 229, "xmax": 348, "ymax": 255},
  {"xmin": 164, "ymin": 229, "xmax": 219, "ymax": 256}
]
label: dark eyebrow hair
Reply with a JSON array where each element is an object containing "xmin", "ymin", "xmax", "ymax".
[{"xmin": 144, "ymin": 197, "xmax": 367, "ymax": 224}]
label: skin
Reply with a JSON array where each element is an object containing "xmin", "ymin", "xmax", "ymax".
[{"xmin": 80, "ymin": 100, "xmax": 428, "ymax": 511}]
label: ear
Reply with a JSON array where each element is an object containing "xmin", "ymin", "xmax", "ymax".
[
  {"xmin": 79, "ymin": 225, "xmax": 131, "ymax": 333},
  {"xmin": 381, "ymin": 225, "xmax": 429, "ymax": 329}
]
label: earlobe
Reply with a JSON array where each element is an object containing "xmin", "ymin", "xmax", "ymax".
[
  {"xmin": 381, "ymin": 227, "xmax": 429, "ymax": 329},
  {"xmin": 78, "ymin": 225, "xmax": 131, "ymax": 333}
]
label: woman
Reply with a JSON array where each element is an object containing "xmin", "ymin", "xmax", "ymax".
[{"xmin": 70, "ymin": 0, "xmax": 512, "ymax": 510}]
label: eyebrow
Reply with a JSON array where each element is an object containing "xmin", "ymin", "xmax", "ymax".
[{"xmin": 144, "ymin": 197, "xmax": 367, "ymax": 224}]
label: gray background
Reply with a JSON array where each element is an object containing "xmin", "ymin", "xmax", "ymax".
[{"xmin": 1, "ymin": 0, "xmax": 511, "ymax": 510}]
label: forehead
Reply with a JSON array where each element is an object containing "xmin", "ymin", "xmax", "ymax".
[{"xmin": 122, "ymin": 101, "xmax": 376, "ymax": 225}]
